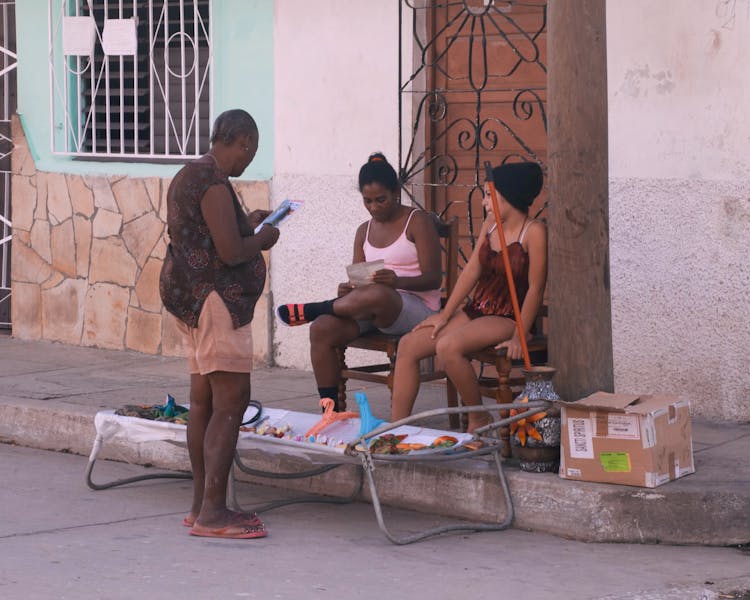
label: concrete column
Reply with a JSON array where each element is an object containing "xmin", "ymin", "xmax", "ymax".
[{"xmin": 547, "ymin": 0, "xmax": 613, "ymax": 400}]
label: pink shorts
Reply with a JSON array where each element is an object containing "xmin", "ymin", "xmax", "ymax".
[{"xmin": 175, "ymin": 291, "xmax": 254, "ymax": 375}]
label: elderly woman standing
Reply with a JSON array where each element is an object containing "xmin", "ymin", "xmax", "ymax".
[{"xmin": 160, "ymin": 109, "xmax": 279, "ymax": 540}]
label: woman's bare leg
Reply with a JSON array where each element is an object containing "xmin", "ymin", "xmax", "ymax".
[
  {"xmin": 390, "ymin": 312, "xmax": 472, "ymax": 421},
  {"xmin": 309, "ymin": 285, "xmax": 405, "ymax": 405},
  {"xmin": 332, "ymin": 284, "xmax": 402, "ymax": 329},
  {"xmin": 390, "ymin": 328, "xmax": 437, "ymax": 420},
  {"xmin": 186, "ymin": 373, "xmax": 211, "ymax": 519},
  {"xmin": 194, "ymin": 370, "xmax": 250, "ymax": 528},
  {"xmin": 309, "ymin": 315, "xmax": 361, "ymax": 388},
  {"xmin": 436, "ymin": 316, "xmax": 516, "ymax": 432}
]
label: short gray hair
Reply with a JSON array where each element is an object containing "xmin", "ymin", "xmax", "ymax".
[{"xmin": 210, "ymin": 109, "xmax": 258, "ymax": 146}]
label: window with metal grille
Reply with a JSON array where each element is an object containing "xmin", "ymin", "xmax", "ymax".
[{"xmin": 48, "ymin": 0, "xmax": 212, "ymax": 159}]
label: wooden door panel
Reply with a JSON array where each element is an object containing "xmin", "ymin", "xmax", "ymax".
[
  {"xmin": 425, "ymin": 1, "xmax": 548, "ymax": 251},
  {"xmin": 444, "ymin": 34, "xmax": 547, "ymax": 89}
]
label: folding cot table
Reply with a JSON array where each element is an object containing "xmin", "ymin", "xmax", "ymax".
[{"xmin": 86, "ymin": 401, "xmax": 549, "ymax": 544}]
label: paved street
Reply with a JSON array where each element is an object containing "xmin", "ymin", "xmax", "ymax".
[{"xmin": 1, "ymin": 444, "xmax": 748, "ymax": 600}]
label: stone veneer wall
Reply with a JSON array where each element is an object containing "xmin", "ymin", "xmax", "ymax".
[{"xmin": 9, "ymin": 116, "xmax": 272, "ymax": 363}]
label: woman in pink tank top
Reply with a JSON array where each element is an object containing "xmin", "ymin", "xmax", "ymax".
[
  {"xmin": 275, "ymin": 153, "xmax": 442, "ymax": 410},
  {"xmin": 362, "ymin": 209, "xmax": 441, "ymax": 312}
]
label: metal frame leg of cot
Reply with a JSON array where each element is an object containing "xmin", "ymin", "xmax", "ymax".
[
  {"xmin": 348, "ymin": 401, "xmax": 550, "ymax": 545},
  {"xmin": 359, "ymin": 445, "xmax": 513, "ymax": 545},
  {"xmin": 84, "ymin": 434, "xmax": 361, "ymax": 514},
  {"xmin": 229, "ymin": 452, "xmax": 364, "ymax": 513},
  {"xmin": 85, "ymin": 433, "xmax": 192, "ymax": 491}
]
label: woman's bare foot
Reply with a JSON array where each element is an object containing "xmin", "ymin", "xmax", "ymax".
[{"xmin": 183, "ymin": 509, "xmax": 261, "ymax": 528}]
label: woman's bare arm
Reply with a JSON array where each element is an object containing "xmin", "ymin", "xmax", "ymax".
[
  {"xmin": 385, "ymin": 210, "xmax": 442, "ymax": 291},
  {"xmin": 413, "ymin": 217, "xmax": 490, "ymax": 338},
  {"xmin": 351, "ymin": 222, "xmax": 367, "ymax": 264},
  {"xmin": 201, "ymin": 185, "xmax": 279, "ymax": 265},
  {"xmin": 496, "ymin": 219, "xmax": 547, "ymax": 358}
]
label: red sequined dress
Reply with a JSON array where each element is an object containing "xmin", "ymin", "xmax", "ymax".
[{"xmin": 463, "ymin": 222, "xmax": 530, "ymax": 320}]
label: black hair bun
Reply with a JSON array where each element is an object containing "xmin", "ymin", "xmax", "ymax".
[{"xmin": 368, "ymin": 152, "xmax": 388, "ymax": 164}]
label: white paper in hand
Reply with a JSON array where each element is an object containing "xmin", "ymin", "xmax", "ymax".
[
  {"xmin": 254, "ymin": 199, "xmax": 303, "ymax": 234},
  {"xmin": 346, "ymin": 260, "xmax": 385, "ymax": 286}
]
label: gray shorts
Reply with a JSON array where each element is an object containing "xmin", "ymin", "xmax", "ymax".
[{"xmin": 357, "ymin": 291, "xmax": 437, "ymax": 336}]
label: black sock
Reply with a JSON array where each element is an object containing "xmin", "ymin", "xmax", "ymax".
[
  {"xmin": 278, "ymin": 299, "xmax": 336, "ymax": 324},
  {"xmin": 318, "ymin": 386, "xmax": 340, "ymax": 412},
  {"xmin": 303, "ymin": 300, "xmax": 336, "ymax": 321}
]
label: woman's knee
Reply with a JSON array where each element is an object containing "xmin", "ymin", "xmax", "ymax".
[
  {"xmin": 207, "ymin": 372, "xmax": 250, "ymax": 409},
  {"xmin": 354, "ymin": 284, "xmax": 400, "ymax": 311},
  {"xmin": 396, "ymin": 330, "xmax": 431, "ymax": 363},
  {"xmin": 435, "ymin": 335, "xmax": 466, "ymax": 364},
  {"xmin": 310, "ymin": 315, "xmax": 337, "ymax": 344},
  {"xmin": 310, "ymin": 315, "xmax": 357, "ymax": 347}
]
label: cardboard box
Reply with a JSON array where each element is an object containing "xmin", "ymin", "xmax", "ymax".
[{"xmin": 559, "ymin": 392, "xmax": 695, "ymax": 488}]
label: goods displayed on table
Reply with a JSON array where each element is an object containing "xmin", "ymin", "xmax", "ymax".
[
  {"xmin": 365, "ymin": 433, "xmax": 465, "ymax": 455},
  {"xmin": 238, "ymin": 394, "xmax": 474, "ymax": 455},
  {"xmin": 114, "ymin": 394, "xmax": 188, "ymax": 424},
  {"xmin": 108, "ymin": 391, "xmax": 474, "ymax": 459}
]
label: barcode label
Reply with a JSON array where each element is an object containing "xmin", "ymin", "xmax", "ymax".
[
  {"xmin": 568, "ymin": 417, "xmax": 594, "ymax": 459},
  {"xmin": 607, "ymin": 414, "xmax": 640, "ymax": 439}
]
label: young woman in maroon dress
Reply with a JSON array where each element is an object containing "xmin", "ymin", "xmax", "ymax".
[{"xmin": 391, "ymin": 162, "xmax": 547, "ymax": 433}]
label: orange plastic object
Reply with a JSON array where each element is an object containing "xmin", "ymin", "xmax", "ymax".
[
  {"xmin": 303, "ymin": 398, "xmax": 359, "ymax": 439},
  {"xmin": 484, "ymin": 161, "xmax": 531, "ymax": 370}
]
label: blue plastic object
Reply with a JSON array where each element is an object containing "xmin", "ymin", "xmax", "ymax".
[
  {"xmin": 163, "ymin": 394, "xmax": 177, "ymax": 418},
  {"xmin": 355, "ymin": 391, "xmax": 385, "ymax": 438}
]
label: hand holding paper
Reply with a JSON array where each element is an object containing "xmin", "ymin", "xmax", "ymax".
[
  {"xmin": 254, "ymin": 199, "xmax": 303, "ymax": 234},
  {"xmin": 346, "ymin": 260, "xmax": 385, "ymax": 286}
]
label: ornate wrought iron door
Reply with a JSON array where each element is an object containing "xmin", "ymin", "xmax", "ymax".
[
  {"xmin": 399, "ymin": 0, "xmax": 547, "ymax": 252},
  {"xmin": 0, "ymin": 0, "xmax": 16, "ymax": 328}
]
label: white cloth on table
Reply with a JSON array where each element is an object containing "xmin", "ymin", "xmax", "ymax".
[{"xmin": 93, "ymin": 406, "xmax": 473, "ymax": 465}]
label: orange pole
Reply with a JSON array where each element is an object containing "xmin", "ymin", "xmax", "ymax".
[{"xmin": 484, "ymin": 161, "xmax": 531, "ymax": 370}]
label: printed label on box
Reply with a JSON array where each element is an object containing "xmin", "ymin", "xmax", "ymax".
[
  {"xmin": 607, "ymin": 414, "xmax": 640, "ymax": 440},
  {"xmin": 600, "ymin": 452, "xmax": 631, "ymax": 472},
  {"xmin": 567, "ymin": 417, "xmax": 594, "ymax": 459},
  {"xmin": 566, "ymin": 468, "xmax": 582, "ymax": 477}
]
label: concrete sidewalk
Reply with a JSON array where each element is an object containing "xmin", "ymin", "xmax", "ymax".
[{"xmin": 1, "ymin": 333, "xmax": 748, "ymax": 546}]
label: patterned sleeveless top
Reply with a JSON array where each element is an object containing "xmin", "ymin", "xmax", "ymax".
[{"xmin": 159, "ymin": 156, "xmax": 266, "ymax": 328}]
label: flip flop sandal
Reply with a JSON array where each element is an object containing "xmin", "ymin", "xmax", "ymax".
[
  {"xmin": 276, "ymin": 304, "xmax": 309, "ymax": 327},
  {"xmin": 190, "ymin": 521, "xmax": 267, "ymax": 540},
  {"xmin": 182, "ymin": 511, "xmax": 261, "ymax": 528}
]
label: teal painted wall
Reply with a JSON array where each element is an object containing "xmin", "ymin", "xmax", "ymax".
[
  {"xmin": 15, "ymin": 0, "xmax": 273, "ymax": 180},
  {"xmin": 213, "ymin": 0, "xmax": 274, "ymax": 180}
]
